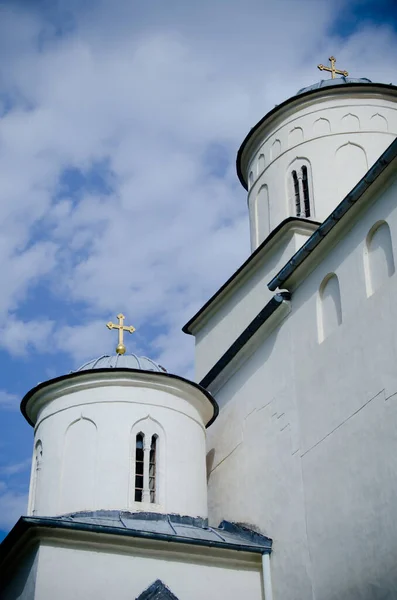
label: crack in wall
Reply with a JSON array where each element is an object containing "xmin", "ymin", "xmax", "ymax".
[
  {"xmin": 209, "ymin": 442, "xmax": 242, "ymax": 474},
  {"xmin": 301, "ymin": 389, "xmax": 385, "ymax": 458}
]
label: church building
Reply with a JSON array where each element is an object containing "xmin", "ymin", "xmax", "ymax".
[{"xmin": 2, "ymin": 58, "xmax": 397, "ymax": 599}]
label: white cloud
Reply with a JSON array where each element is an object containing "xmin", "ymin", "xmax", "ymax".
[
  {"xmin": 0, "ymin": 318, "xmax": 55, "ymax": 357},
  {"xmin": 0, "ymin": 0, "xmax": 395, "ymax": 379}
]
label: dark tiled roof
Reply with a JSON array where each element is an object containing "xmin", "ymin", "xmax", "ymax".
[
  {"xmin": 35, "ymin": 510, "xmax": 272, "ymax": 553},
  {"xmin": 136, "ymin": 579, "xmax": 179, "ymax": 600}
]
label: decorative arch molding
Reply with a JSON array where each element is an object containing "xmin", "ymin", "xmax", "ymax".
[
  {"xmin": 335, "ymin": 142, "xmax": 368, "ymax": 200},
  {"xmin": 318, "ymin": 273, "xmax": 342, "ymax": 343},
  {"xmin": 30, "ymin": 439, "xmax": 43, "ymax": 515},
  {"xmin": 271, "ymin": 139, "xmax": 281, "ymax": 160},
  {"xmin": 129, "ymin": 415, "xmax": 165, "ymax": 509},
  {"xmin": 248, "ymin": 170, "xmax": 254, "ymax": 189},
  {"xmin": 341, "ymin": 113, "xmax": 360, "ymax": 130},
  {"xmin": 370, "ymin": 113, "xmax": 388, "ymax": 132},
  {"xmin": 288, "ymin": 127, "xmax": 304, "ymax": 147},
  {"xmin": 287, "ymin": 157, "xmax": 314, "ymax": 219},
  {"xmin": 257, "ymin": 153, "xmax": 266, "ymax": 174},
  {"xmin": 364, "ymin": 220, "xmax": 395, "ymax": 297},
  {"xmin": 313, "ymin": 117, "xmax": 331, "ymax": 135},
  {"xmin": 253, "ymin": 184, "xmax": 270, "ymax": 248},
  {"xmin": 59, "ymin": 417, "xmax": 97, "ymax": 514}
]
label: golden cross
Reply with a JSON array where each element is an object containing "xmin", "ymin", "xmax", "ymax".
[
  {"xmin": 317, "ymin": 56, "xmax": 348, "ymax": 79},
  {"xmin": 106, "ymin": 313, "xmax": 135, "ymax": 355}
]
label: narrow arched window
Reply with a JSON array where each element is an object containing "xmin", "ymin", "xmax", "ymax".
[
  {"xmin": 135, "ymin": 433, "xmax": 144, "ymax": 502},
  {"xmin": 301, "ymin": 166, "xmax": 310, "ymax": 217},
  {"xmin": 292, "ymin": 170, "xmax": 300, "ymax": 216},
  {"xmin": 248, "ymin": 171, "xmax": 254, "ymax": 189},
  {"xmin": 290, "ymin": 161, "xmax": 313, "ymax": 219},
  {"xmin": 149, "ymin": 435, "xmax": 157, "ymax": 503}
]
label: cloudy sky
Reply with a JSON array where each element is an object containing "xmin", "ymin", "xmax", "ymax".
[{"xmin": 0, "ymin": 0, "xmax": 396, "ymax": 538}]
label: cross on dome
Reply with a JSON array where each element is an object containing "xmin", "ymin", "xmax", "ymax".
[
  {"xmin": 317, "ymin": 56, "xmax": 348, "ymax": 79},
  {"xmin": 106, "ymin": 313, "xmax": 136, "ymax": 355}
]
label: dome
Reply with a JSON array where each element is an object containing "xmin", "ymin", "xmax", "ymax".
[
  {"xmin": 75, "ymin": 354, "xmax": 167, "ymax": 373},
  {"xmin": 296, "ymin": 76, "xmax": 373, "ymax": 96}
]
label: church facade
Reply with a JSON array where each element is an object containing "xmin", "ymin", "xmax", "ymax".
[{"xmin": 2, "ymin": 64, "xmax": 397, "ymax": 599}]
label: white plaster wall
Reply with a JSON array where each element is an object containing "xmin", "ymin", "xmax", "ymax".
[
  {"xmin": 207, "ymin": 315, "xmax": 314, "ymax": 600},
  {"xmin": 1, "ymin": 546, "xmax": 40, "ymax": 600},
  {"xmin": 244, "ymin": 90, "xmax": 397, "ymax": 250},
  {"xmin": 27, "ymin": 374, "xmax": 209, "ymax": 518},
  {"xmin": 33, "ymin": 538, "xmax": 263, "ymax": 600},
  {"xmin": 194, "ymin": 225, "xmax": 316, "ymax": 380},
  {"xmin": 207, "ymin": 170, "xmax": 397, "ymax": 598}
]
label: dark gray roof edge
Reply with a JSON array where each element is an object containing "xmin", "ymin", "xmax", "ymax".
[
  {"xmin": 182, "ymin": 217, "xmax": 319, "ymax": 335},
  {"xmin": 268, "ymin": 136, "xmax": 397, "ymax": 292},
  {"xmin": 20, "ymin": 368, "xmax": 219, "ymax": 429},
  {"xmin": 237, "ymin": 81, "xmax": 397, "ymax": 190},
  {"xmin": 199, "ymin": 292, "xmax": 291, "ymax": 389},
  {"xmin": 0, "ymin": 516, "xmax": 271, "ymax": 565}
]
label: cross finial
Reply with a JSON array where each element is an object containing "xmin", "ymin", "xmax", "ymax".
[
  {"xmin": 106, "ymin": 313, "xmax": 136, "ymax": 355},
  {"xmin": 317, "ymin": 56, "xmax": 348, "ymax": 79}
]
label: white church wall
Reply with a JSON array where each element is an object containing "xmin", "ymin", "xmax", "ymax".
[
  {"xmin": 2, "ymin": 546, "xmax": 40, "ymax": 600},
  {"xmin": 206, "ymin": 314, "xmax": 314, "ymax": 600},
  {"xmin": 244, "ymin": 90, "xmax": 397, "ymax": 250},
  {"xmin": 32, "ymin": 536, "xmax": 263, "ymax": 600},
  {"xmin": 194, "ymin": 224, "xmax": 317, "ymax": 381},
  {"xmin": 207, "ymin": 169, "xmax": 397, "ymax": 598},
  {"xmin": 287, "ymin": 170, "xmax": 397, "ymax": 599},
  {"xmin": 28, "ymin": 375, "xmax": 209, "ymax": 518}
]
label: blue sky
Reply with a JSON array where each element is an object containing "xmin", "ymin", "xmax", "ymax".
[{"xmin": 0, "ymin": 0, "xmax": 397, "ymax": 540}]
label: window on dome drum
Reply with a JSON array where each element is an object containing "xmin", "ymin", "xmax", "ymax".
[
  {"xmin": 134, "ymin": 432, "xmax": 158, "ymax": 503},
  {"xmin": 135, "ymin": 433, "xmax": 144, "ymax": 502},
  {"xmin": 149, "ymin": 435, "xmax": 157, "ymax": 503},
  {"xmin": 291, "ymin": 165, "xmax": 311, "ymax": 218},
  {"xmin": 292, "ymin": 170, "xmax": 300, "ymax": 215},
  {"xmin": 302, "ymin": 166, "xmax": 310, "ymax": 217}
]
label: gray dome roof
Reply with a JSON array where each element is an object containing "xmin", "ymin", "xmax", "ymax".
[
  {"xmin": 296, "ymin": 76, "xmax": 372, "ymax": 96},
  {"xmin": 75, "ymin": 354, "xmax": 167, "ymax": 373}
]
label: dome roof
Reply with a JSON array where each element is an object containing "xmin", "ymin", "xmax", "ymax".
[
  {"xmin": 75, "ymin": 354, "xmax": 167, "ymax": 373},
  {"xmin": 296, "ymin": 76, "xmax": 373, "ymax": 96}
]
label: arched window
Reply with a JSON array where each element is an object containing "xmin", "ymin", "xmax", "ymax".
[
  {"xmin": 248, "ymin": 171, "xmax": 254, "ymax": 189},
  {"xmin": 134, "ymin": 432, "xmax": 158, "ymax": 504},
  {"xmin": 135, "ymin": 433, "xmax": 144, "ymax": 502},
  {"xmin": 302, "ymin": 166, "xmax": 310, "ymax": 217},
  {"xmin": 149, "ymin": 435, "xmax": 157, "ymax": 503},
  {"xmin": 258, "ymin": 154, "xmax": 265, "ymax": 173},
  {"xmin": 290, "ymin": 163, "xmax": 312, "ymax": 218},
  {"xmin": 365, "ymin": 221, "xmax": 395, "ymax": 296},
  {"xmin": 292, "ymin": 170, "xmax": 300, "ymax": 216}
]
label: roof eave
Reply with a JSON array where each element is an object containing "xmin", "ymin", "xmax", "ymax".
[
  {"xmin": 20, "ymin": 368, "xmax": 219, "ymax": 429},
  {"xmin": 183, "ymin": 217, "xmax": 319, "ymax": 336},
  {"xmin": 0, "ymin": 517, "xmax": 272, "ymax": 569}
]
